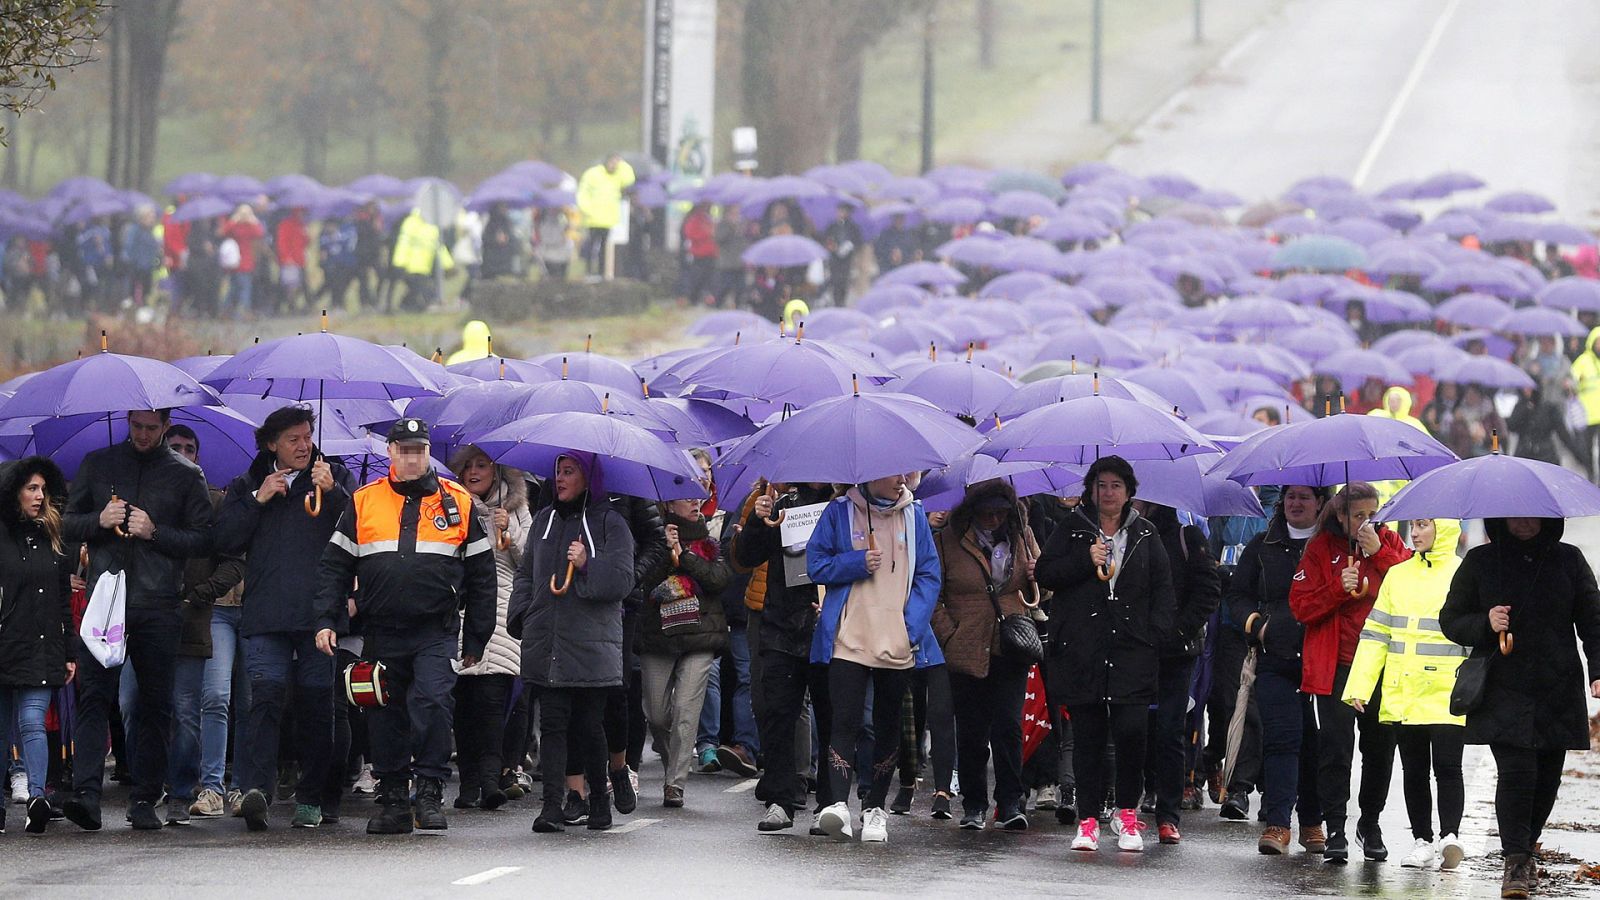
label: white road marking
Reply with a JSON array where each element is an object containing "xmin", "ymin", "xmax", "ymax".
[
  {"xmin": 724, "ymin": 778, "xmax": 759, "ymax": 794},
  {"xmin": 452, "ymin": 866, "xmax": 523, "ymax": 886},
  {"xmin": 1351, "ymin": 0, "xmax": 1464, "ymax": 187},
  {"xmin": 605, "ymin": 817, "xmax": 662, "ymax": 834}
]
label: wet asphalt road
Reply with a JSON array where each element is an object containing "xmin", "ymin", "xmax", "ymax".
[{"xmin": 0, "ymin": 744, "xmax": 1515, "ymax": 899}]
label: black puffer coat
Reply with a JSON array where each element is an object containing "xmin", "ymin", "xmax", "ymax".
[
  {"xmin": 0, "ymin": 458, "xmax": 74, "ymax": 687},
  {"xmin": 734, "ymin": 484, "xmax": 833, "ymax": 659},
  {"xmin": 1227, "ymin": 516, "xmax": 1313, "ymax": 665},
  {"xmin": 1035, "ymin": 505, "xmax": 1175, "ymax": 707},
  {"xmin": 1440, "ymin": 518, "xmax": 1600, "ymax": 750}
]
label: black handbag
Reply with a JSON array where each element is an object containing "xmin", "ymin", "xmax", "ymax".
[
  {"xmin": 986, "ymin": 578, "xmax": 1043, "ymax": 664},
  {"xmin": 1449, "ymin": 648, "xmax": 1492, "ymax": 717}
]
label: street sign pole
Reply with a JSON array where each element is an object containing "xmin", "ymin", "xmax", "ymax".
[{"xmin": 1090, "ymin": 0, "xmax": 1103, "ymax": 124}]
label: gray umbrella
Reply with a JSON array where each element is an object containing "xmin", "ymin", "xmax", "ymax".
[{"xmin": 1219, "ymin": 646, "xmax": 1258, "ymax": 802}]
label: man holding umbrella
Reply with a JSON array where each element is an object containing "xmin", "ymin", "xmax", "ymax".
[
  {"xmin": 214, "ymin": 405, "xmax": 358, "ymax": 830},
  {"xmin": 313, "ymin": 417, "xmax": 496, "ymax": 835},
  {"xmin": 62, "ymin": 408, "xmax": 215, "ymax": 831}
]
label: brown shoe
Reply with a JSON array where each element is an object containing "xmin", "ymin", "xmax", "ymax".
[
  {"xmin": 1299, "ymin": 824, "xmax": 1327, "ymax": 853},
  {"xmin": 1258, "ymin": 825, "xmax": 1292, "ymax": 855},
  {"xmin": 1502, "ymin": 853, "xmax": 1532, "ymax": 898},
  {"xmin": 663, "ymin": 785, "xmax": 685, "ymax": 808}
]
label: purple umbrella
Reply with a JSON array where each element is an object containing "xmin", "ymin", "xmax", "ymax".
[
  {"xmin": 1497, "ymin": 306, "xmax": 1586, "ymax": 338},
  {"xmin": 0, "ymin": 347, "xmax": 218, "ymax": 422},
  {"xmin": 982, "ymin": 395, "xmax": 1216, "ymax": 465},
  {"xmin": 896, "ymin": 359, "xmax": 1017, "ymax": 421},
  {"xmin": 1325, "ymin": 287, "xmax": 1432, "ymax": 324},
  {"xmin": 1479, "ymin": 218, "xmax": 1544, "ymax": 244},
  {"xmin": 1394, "ymin": 344, "xmax": 1472, "ymax": 377},
  {"xmin": 1188, "ymin": 188, "xmax": 1246, "ymax": 209},
  {"xmin": 476, "ymin": 412, "xmax": 705, "ymax": 501},
  {"xmin": 205, "ymin": 328, "xmax": 446, "ymax": 403},
  {"xmin": 1433, "ymin": 356, "xmax": 1535, "ymax": 390},
  {"xmin": 49, "ymin": 176, "xmax": 117, "ymax": 201},
  {"xmin": 1485, "ymin": 191, "xmax": 1556, "ymax": 215},
  {"xmin": 499, "ymin": 160, "xmax": 567, "ymax": 188},
  {"xmin": 1120, "ymin": 367, "xmax": 1228, "ymax": 414},
  {"xmin": 1023, "ymin": 284, "xmax": 1105, "ymax": 313},
  {"xmin": 1536, "ymin": 277, "xmax": 1600, "ymax": 313},
  {"xmin": 1212, "ymin": 370, "xmax": 1294, "ymax": 405},
  {"xmin": 990, "ymin": 372, "xmax": 1172, "ymax": 423},
  {"xmin": 1374, "ymin": 330, "xmax": 1448, "ymax": 356},
  {"xmin": 937, "ymin": 234, "xmax": 1008, "ymax": 268},
  {"xmin": 650, "ymin": 398, "xmax": 757, "ymax": 446},
  {"xmin": 1080, "ymin": 275, "xmax": 1182, "ymax": 307},
  {"xmin": 923, "ymin": 197, "xmax": 987, "ymax": 225},
  {"xmin": 685, "ymin": 309, "xmax": 772, "ymax": 339},
  {"xmin": 529, "ymin": 350, "xmax": 646, "ymax": 394},
  {"xmin": 1376, "ymin": 451, "xmax": 1600, "ymax": 522},
  {"xmin": 1032, "ymin": 326, "xmax": 1146, "ymax": 369},
  {"xmin": 995, "ymin": 240, "xmax": 1070, "ymax": 275},
  {"xmin": 722, "ymin": 390, "xmax": 983, "ymax": 485},
  {"xmin": 1364, "ymin": 246, "xmax": 1443, "ymax": 279},
  {"xmin": 978, "ymin": 271, "xmax": 1059, "ymax": 301},
  {"xmin": 1209, "ymin": 413, "xmax": 1458, "ymax": 488},
  {"xmin": 162, "ymin": 172, "xmax": 218, "ymax": 196},
  {"xmin": 1413, "ymin": 170, "xmax": 1486, "ymax": 198},
  {"xmin": 989, "ymin": 191, "xmax": 1058, "ymax": 221},
  {"xmin": 1539, "ymin": 223, "xmax": 1595, "ymax": 246},
  {"xmin": 1434, "ymin": 292, "xmax": 1515, "ymax": 329},
  {"xmin": 855, "ymin": 284, "xmax": 931, "ymax": 315},
  {"xmin": 1211, "ymin": 295, "xmax": 1310, "ymax": 331},
  {"xmin": 445, "ymin": 356, "xmax": 560, "ymax": 384},
  {"xmin": 1313, "ymin": 348, "xmax": 1413, "ymax": 387},
  {"xmin": 1422, "ymin": 262, "xmax": 1530, "ymax": 298},
  {"xmin": 1328, "ymin": 217, "xmax": 1398, "ymax": 247},
  {"xmin": 1190, "ymin": 410, "xmax": 1268, "ymax": 440},
  {"xmin": 915, "ymin": 453, "xmax": 1077, "ymax": 512},
  {"xmin": 662, "ymin": 334, "xmax": 894, "ymax": 407},
  {"xmin": 874, "ymin": 176, "xmax": 941, "ymax": 205},
  {"xmin": 1124, "ymin": 456, "xmax": 1265, "ymax": 517},
  {"xmin": 742, "ymin": 234, "xmax": 827, "ymax": 268},
  {"xmin": 875, "ymin": 261, "xmax": 967, "ymax": 289},
  {"xmin": 1062, "ymin": 161, "xmax": 1122, "ymax": 186},
  {"xmin": 801, "ymin": 307, "xmax": 877, "ymax": 340},
  {"xmin": 211, "ymin": 174, "xmax": 266, "ymax": 203},
  {"xmin": 873, "ymin": 319, "xmax": 958, "ymax": 357},
  {"xmin": 1031, "ymin": 212, "xmax": 1114, "ymax": 243},
  {"xmin": 170, "ymin": 196, "xmax": 235, "ymax": 224}
]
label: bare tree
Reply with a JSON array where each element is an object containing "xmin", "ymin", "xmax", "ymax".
[
  {"xmin": 103, "ymin": 0, "xmax": 180, "ymax": 190},
  {"xmin": 0, "ymin": 0, "xmax": 106, "ymax": 144}
]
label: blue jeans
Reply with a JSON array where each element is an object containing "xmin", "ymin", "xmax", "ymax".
[
  {"xmin": 0, "ymin": 688, "xmax": 51, "ymax": 797},
  {"xmin": 202, "ymin": 606, "xmax": 242, "ymax": 793},
  {"xmin": 1256, "ymin": 659, "xmax": 1323, "ymax": 829},
  {"xmin": 225, "ymin": 271, "xmax": 253, "ymax": 317},
  {"xmin": 241, "ymin": 631, "xmax": 335, "ymax": 800},
  {"xmin": 697, "ymin": 623, "xmax": 759, "ymax": 754}
]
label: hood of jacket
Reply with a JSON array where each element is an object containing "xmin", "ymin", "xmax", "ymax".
[
  {"xmin": 0, "ymin": 455, "xmax": 67, "ymax": 531},
  {"xmin": 555, "ymin": 450, "xmax": 606, "ymax": 505},
  {"xmin": 1484, "ymin": 516, "xmax": 1565, "ymax": 556},
  {"xmin": 1587, "ymin": 325, "xmax": 1600, "ymax": 357},
  {"xmin": 1414, "ymin": 517, "xmax": 1462, "ymax": 567},
  {"xmin": 948, "ymin": 478, "xmax": 1022, "ymax": 538},
  {"xmin": 848, "ymin": 483, "xmax": 913, "ymax": 515}
]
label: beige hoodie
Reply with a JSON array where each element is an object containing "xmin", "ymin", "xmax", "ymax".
[{"xmin": 832, "ymin": 486, "xmax": 915, "ymax": 670}]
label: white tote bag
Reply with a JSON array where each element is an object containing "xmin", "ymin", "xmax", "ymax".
[{"xmin": 80, "ymin": 570, "xmax": 128, "ymax": 668}]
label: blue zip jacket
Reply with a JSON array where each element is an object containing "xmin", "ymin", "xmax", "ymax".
[{"xmin": 807, "ymin": 494, "xmax": 944, "ymax": 668}]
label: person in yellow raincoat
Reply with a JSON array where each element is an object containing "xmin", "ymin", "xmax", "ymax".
[
  {"xmin": 1342, "ymin": 517, "xmax": 1466, "ymax": 871},
  {"xmin": 390, "ymin": 209, "xmax": 454, "ymax": 312},
  {"xmin": 447, "ymin": 320, "xmax": 492, "ymax": 365},
  {"xmin": 576, "ymin": 153, "xmax": 636, "ymax": 280},
  {"xmin": 1570, "ymin": 326, "xmax": 1600, "ymax": 480},
  {"xmin": 1366, "ymin": 386, "xmax": 1429, "ymax": 506}
]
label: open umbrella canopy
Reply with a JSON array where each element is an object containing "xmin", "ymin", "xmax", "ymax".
[
  {"xmin": 742, "ymin": 234, "xmax": 827, "ymax": 267},
  {"xmin": 1312, "ymin": 348, "xmax": 1413, "ymax": 387},
  {"xmin": 660, "ymin": 333, "xmax": 895, "ymax": 407},
  {"xmin": 1208, "ymin": 412, "xmax": 1458, "ymax": 487},
  {"xmin": 1119, "ymin": 367, "xmax": 1229, "ymax": 414},
  {"xmin": 1536, "ymin": 277, "xmax": 1600, "ymax": 313},
  {"xmin": 720, "ymin": 391, "xmax": 983, "ymax": 485},
  {"xmin": 981, "ymin": 395, "xmax": 1217, "ymax": 465},
  {"xmin": 1432, "ymin": 355, "xmax": 1536, "ymax": 390},
  {"xmin": 990, "ymin": 372, "xmax": 1173, "ymax": 423},
  {"xmin": 445, "ymin": 356, "xmax": 560, "ymax": 384},
  {"xmin": 1434, "ymin": 292, "xmax": 1515, "ymax": 329},
  {"xmin": 528, "ymin": 350, "xmax": 646, "ymax": 394},
  {"xmin": 1125, "ymin": 455, "xmax": 1265, "ymax": 517},
  {"xmin": 1270, "ymin": 235, "xmax": 1366, "ymax": 272},
  {"xmin": 456, "ymin": 379, "xmax": 674, "ymax": 443},
  {"xmin": 474, "ymin": 412, "xmax": 706, "ymax": 502},
  {"xmin": 895, "ymin": 359, "xmax": 1018, "ymax": 421},
  {"xmin": 914, "ymin": 452, "xmax": 1074, "ymax": 513},
  {"xmin": 1497, "ymin": 306, "xmax": 1588, "ymax": 338},
  {"xmin": 1376, "ymin": 451, "xmax": 1600, "ymax": 522},
  {"xmin": 203, "ymin": 328, "xmax": 447, "ymax": 402},
  {"xmin": 12, "ymin": 405, "xmax": 258, "ymax": 482},
  {"xmin": 0, "ymin": 346, "xmax": 220, "ymax": 421},
  {"xmin": 875, "ymin": 260, "xmax": 967, "ymax": 288}
]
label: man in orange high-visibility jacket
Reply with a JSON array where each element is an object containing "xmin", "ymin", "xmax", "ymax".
[{"xmin": 315, "ymin": 417, "xmax": 496, "ymax": 835}]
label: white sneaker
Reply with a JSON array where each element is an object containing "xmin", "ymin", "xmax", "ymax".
[
  {"xmin": 861, "ymin": 807, "xmax": 889, "ymax": 843},
  {"xmin": 352, "ymin": 765, "xmax": 376, "ymax": 795},
  {"xmin": 1111, "ymin": 808, "xmax": 1144, "ymax": 852},
  {"xmin": 817, "ymin": 802, "xmax": 853, "ymax": 842},
  {"xmin": 1400, "ymin": 837, "xmax": 1436, "ymax": 868},
  {"xmin": 1033, "ymin": 784, "xmax": 1060, "ymax": 811},
  {"xmin": 1438, "ymin": 834, "xmax": 1466, "ymax": 870},
  {"xmin": 9, "ymin": 771, "xmax": 25, "ymax": 804},
  {"xmin": 1071, "ymin": 817, "xmax": 1100, "ymax": 851}
]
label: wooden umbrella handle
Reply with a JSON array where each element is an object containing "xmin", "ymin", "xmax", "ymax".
[
  {"xmin": 550, "ymin": 560, "xmax": 576, "ymax": 596},
  {"xmin": 1022, "ymin": 579, "xmax": 1042, "ymax": 609},
  {"xmin": 1097, "ymin": 562, "xmax": 1115, "ymax": 582},
  {"xmin": 1499, "ymin": 631, "xmax": 1513, "ymax": 655},
  {"xmin": 760, "ymin": 485, "xmax": 786, "ymax": 527},
  {"xmin": 496, "ymin": 527, "xmax": 511, "ymax": 551},
  {"xmin": 304, "ymin": 486, "xmax": 323, "ymax": 517},
  {"xmin": 671, "ymin": 547, "xmax": 681, "ymax": 567},
  {"xmin": 1347, "ymin": 576, "xmax": 1369, "ymax": 599},
  {"xmin": 111, "ymin": 492, "xmax": 130, "ymax": 538}
]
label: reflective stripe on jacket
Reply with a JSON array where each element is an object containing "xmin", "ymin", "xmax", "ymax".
[{"xmin": 1342, "ymin": 518, "xmax": 1466, "ymax": 725}]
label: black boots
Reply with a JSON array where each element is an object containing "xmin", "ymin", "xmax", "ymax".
[
  {"xmin": 1501, "ymin": 853, "xmax": 1533, "ymax": 899},
  {"xmin": 533, "ymin": 794, "xmax": 566, "ymax": 833},
  {"xmin": 587, "ymin": 787, "xmax": 613, "ymax": 831},
  {"xmin": 414, "ymin": 777, "xmax": 448, "ymax": 830},
  {"xmin": 62, "ymin": 793, "xmax": 102, "ymax": 831},
  {"xmin": 367, "ymin": 780, "xmax": 414, "ymax": 835}
]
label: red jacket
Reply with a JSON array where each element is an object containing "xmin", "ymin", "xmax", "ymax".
[
  {"xmin": 275, "ymin": 214, "xmax": 309, "ymax": 267},
  {"xmin": 223, "ymin": 219, "xmax": 266, "ymax": 273},
  {"xmin": 1288, "ymin": 526, "xmax": 1412, "ymax": 695},
  {"xmin": 682, "ymin": 211, "xmax": 717, "ymax": 260}
]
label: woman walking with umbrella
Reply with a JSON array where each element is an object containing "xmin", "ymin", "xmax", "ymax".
[
  {"xmin": 1441, "ymin": 517, "xmax": 1600, "ymax": 898},
  {"xmin": 809, "ymin": 472, "xmax": 943, "ymax": 844},
  {"xmin": 0, "ymin": 457, "xmax": 75, "ymax": 834},
  {"xmin": 1289, "ymin": 482, "xmax": 1412, "ymax": 863},
  {"xmin": 1230, "ymin": 484, "xmax": 1329, "ymax": 857},
  {"xmin": 1342, "ymin": 517, "xmax": 1469, "ymax": 870},
  {"xmin": 1035, "ymin": 456, "xmax": 1176, "ymax": 853},
  {"xmin": 508, "ymin": 451, "xmax": 636, "ymax": 834}
]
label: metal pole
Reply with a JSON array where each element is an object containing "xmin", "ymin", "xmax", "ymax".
[
  {"xmin": 641, "ymin": 0, "xmax": 656, "ymax": 158},
  {"xmin": 920, "ymin": 6, "xmax": 936, "ymax": 174},
  {"xmin": 1194, "ymin": 0, "xmax": 1204, "ymax": 44},
  {"xmin": 1090, "ymin": 0, "xmax": 1103, "ymax": 124}
]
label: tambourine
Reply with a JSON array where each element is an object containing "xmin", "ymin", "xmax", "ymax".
[{"xmin": 343, "ymin": 659, "xmax": 389, "ymax": 708}]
